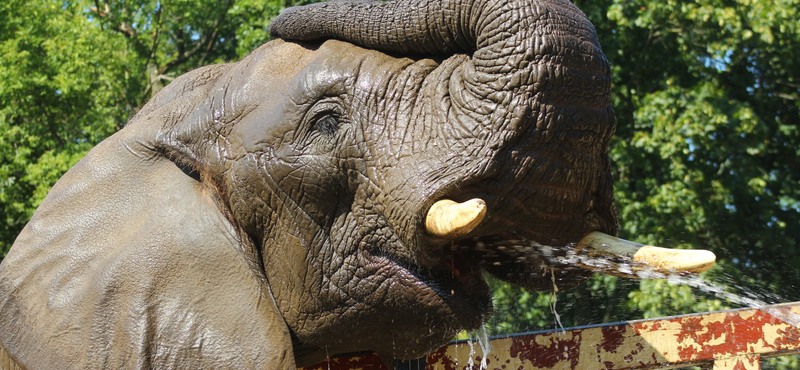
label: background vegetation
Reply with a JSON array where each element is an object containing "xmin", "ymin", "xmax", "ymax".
[
  {"xmin": 1, "ymin": 0, "xmax": 798, "ymax": 366},
  {"xmin": 492, "ymin": 0, "xmax": 800, "ymax": 326}
]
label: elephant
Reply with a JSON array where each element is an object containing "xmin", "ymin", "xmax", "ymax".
[{"xmin": 0, "ymin": 0, "xmax": 715, "ymax": 368}]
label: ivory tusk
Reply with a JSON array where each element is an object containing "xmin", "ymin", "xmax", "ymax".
[
  {"xmin": 425, "ymin": 198, "xmax": 487, "ymax": 239},
  {"xmin": 574, "ymin": 231, "xmax": 716, "ymax": 278}
]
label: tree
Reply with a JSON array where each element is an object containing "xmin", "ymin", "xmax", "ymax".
[
  {"xmin": 0, "ymin": 0, "xmax": 319, "ymax": 257},
  {"xmin": 487, "ymin": 1, "xmax": 799, "ymax": 365},
  {"xmin": 488, "ymin": 0, "xmax": 800, "ymax": 362},
  {"xmin": 594, "ymin": 0, "xmax": 799, "ymax": 318},
  {"xmin": 0, "ymin": 0, "xmax": 123, "ymax": 256}
]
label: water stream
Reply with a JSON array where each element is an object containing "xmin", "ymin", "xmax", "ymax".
[
  {"xmin": 465, "ymin": 326, "xmax": 491, "ymax": 370},
  {"xmin": 477, "ymin": 326, "xmax": 490, "ymax": 370},
  {"xmin": 544, "ymin": 244, "xmax": 800, "ymax": 327},
  {"xmin": 658, "ymin": 271, "xmax": 800, "ymax": 327},
  {"xmin": 469, "ymin": 238, "xmax": 799, "ymax": 368}
]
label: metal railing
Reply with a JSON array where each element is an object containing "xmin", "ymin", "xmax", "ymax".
[
  {"xmin": 302, "ymin": 302, "xmax": 800, "ymax": 370},
  {"xmin": 1, "ymin": 302, "xmax": 796, "ymax": 369}
]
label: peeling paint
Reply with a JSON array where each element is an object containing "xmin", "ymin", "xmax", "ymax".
[
  {"xmin": 300, "ymin": 302, "xmax": 800, "ymax": 370},
  {"xmin": 301, "ymin": 353, "xmax": 389, "ymax": 370}
]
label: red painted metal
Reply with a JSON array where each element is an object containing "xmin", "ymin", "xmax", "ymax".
[
  {"xmin": 300, "ymin": 302, "xmax": 800, "ymax": 370},
  {"xmin": 301, "ymin": 352, "xmax": 389, "ymax": 370}
]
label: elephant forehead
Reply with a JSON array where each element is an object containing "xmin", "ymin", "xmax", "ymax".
[
  {"xmin": 246, "ymin": 39, "xmax": 316, "ymax": 84},
  {"xmin": 288, "ymin": 40, "xmax": 424, "ymax": 101},
  {"xmin": 216, "ymin": 39, "xmax": 374, "ymax": 116},
  {"xmin": 226, "ymin": 39, "xmax": 430, "ymax": 153},
  {"xmin": 245, "ymin": 39, "xmax": 417, "ymax": 102}
]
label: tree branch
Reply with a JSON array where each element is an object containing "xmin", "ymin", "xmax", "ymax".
[
  {"xmin": 90, "ymin": 1, "xmax": 150, "ymax": 58},
  {"xmin": 158, "ymin": 0, "xmax": 235, "ymax": 75}
]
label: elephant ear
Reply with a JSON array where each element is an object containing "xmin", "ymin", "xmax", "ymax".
[{"xmin": 0, "ymin": 64, "xmax": 295, "ymax": 369}]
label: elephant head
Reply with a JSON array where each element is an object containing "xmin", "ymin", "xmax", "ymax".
[{"xmin": 0, "ymin": 0, "xmax": 714, "ymax": 368}]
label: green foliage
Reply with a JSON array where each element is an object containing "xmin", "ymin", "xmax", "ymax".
[
  {"xmin": 487, "ymin": 274, "xmax": 643, "ymax": 334},
  {"xmin": 765, "ymin": 355, "xmax": 800, "ymax": 370},
  {"xmin": 0, "ymin": 0, "xmax": 124, "ymax": 257},
  {"xmin": 602, "ymin": 0, "xmax": 799, "ymax": 317},
  {"xmin": 0, "ymin": 0, "xmax": 320, "ymax": 258},
  {"xmin": 489, "ymin": 0, "xmax": 799, "ymax": 338}
]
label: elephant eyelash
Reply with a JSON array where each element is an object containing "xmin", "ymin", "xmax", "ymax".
[
  {"xmin": 312, "ymin": 114, "xmax": 340, "ymax": 136},
  {"xmin": 301, "ymin": 99, "xmax": 346, "ymax": 146}
]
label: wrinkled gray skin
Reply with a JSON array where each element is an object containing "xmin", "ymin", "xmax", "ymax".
[{"xmin": 0, "ymin": 0, "xmax": 617, "ymax": 368}]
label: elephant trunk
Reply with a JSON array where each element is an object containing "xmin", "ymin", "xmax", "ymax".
[
  {"xmin": 268, "ymin": 0, "xmax": 610, "ymax": 87},
  {"xmin": 268, "ymin": 0, "xmax": 615, "ymax": 148},
  {"xmin": 268, "ymin": 0, "xmax": 482, "ymax": 56}
]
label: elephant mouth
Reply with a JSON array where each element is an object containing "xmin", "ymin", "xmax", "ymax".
[
  {"xmin": 349, "ymin": 198, "xmax": 717, "ymax": 349},
  {"xmin": 425, "ymin": 198, "xmax": 716, "ymax": 278},
  {"xmin": 371, "ymin": 248, "xmax": 493, "ymax": 329},
  {"xmin": 416, "ymin": 198, "xmax": 717, "ymax": 317}
]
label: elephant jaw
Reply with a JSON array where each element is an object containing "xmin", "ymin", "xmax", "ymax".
[{"xmin": 424, "ymin": 199, "xmax": 716, "ymax": 279}]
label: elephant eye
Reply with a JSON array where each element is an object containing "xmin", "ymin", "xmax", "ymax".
[{"xmin": 313, "ymin": 114, "xmax": 340, "ymax": 136}]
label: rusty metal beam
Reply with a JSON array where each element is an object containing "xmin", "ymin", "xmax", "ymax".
[
  {"xmin": 301, "ymin": 302, "xmax": 800, "ymax": 370},
  {"xmin": 300, "ymin": 352, "xmax": 388, "ymax": 370}
]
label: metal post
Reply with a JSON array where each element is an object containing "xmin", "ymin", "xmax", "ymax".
[{"xmin": 300, "ymin": 302, "xmax": 800, "ymax": 370}]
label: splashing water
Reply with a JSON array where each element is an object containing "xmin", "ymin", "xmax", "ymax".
[
  {"xmin": 477, "ymin": 326, "xmax": 490, "ymax": 370},
  {"xmin": 549, "ymin": 268, "xmax": 565, "ymax": 332},
  {"xmin": 462, "ymin": 327, "xmax": 492, "ymax": 370},
  {"xmin": 482, "ymin": 236, "xmax": 800, "ymax": 328},
  {"xmin": 658, "ymin": 271, "xmax": 800, "ymax": 327},
  {"xmin": 465, "ymin": 337, "xmax": 475, "ymax": 369},
  {"xmin": 544, "ymin": 242, "xmax": 800, "ymax": 327}
]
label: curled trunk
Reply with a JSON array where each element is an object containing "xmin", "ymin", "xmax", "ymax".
[
  {"xmin": 268, "ymin": 0, "xmax": 616, "ymax": 171},
  {"xmin": 268, "ymin": 0, "xmax": 612, "ymax": 107}
]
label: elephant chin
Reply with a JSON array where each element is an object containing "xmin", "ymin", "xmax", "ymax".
[
  {"xmin": 376, "ymin": 249, "xmax": 494, "ymax": 330},
  {"xmin": 328, "ymin": 233, "xmax": 585, "ymax": 361},
  {"xmin": 288, "ymin": 243, "xmax": 495, "ymax": 364},
  {"xmin": 349, "ymin": 233, "xmax": 588, "ymax": 361}
]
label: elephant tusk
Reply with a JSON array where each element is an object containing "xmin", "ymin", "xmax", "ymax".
[
  {"xmin": 574, "ymin": 232, "xmax": 716, "ymax": 278},
  {"xmin": 425, "ymin": 199, "xmax": 487, "ymax": 239}
]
